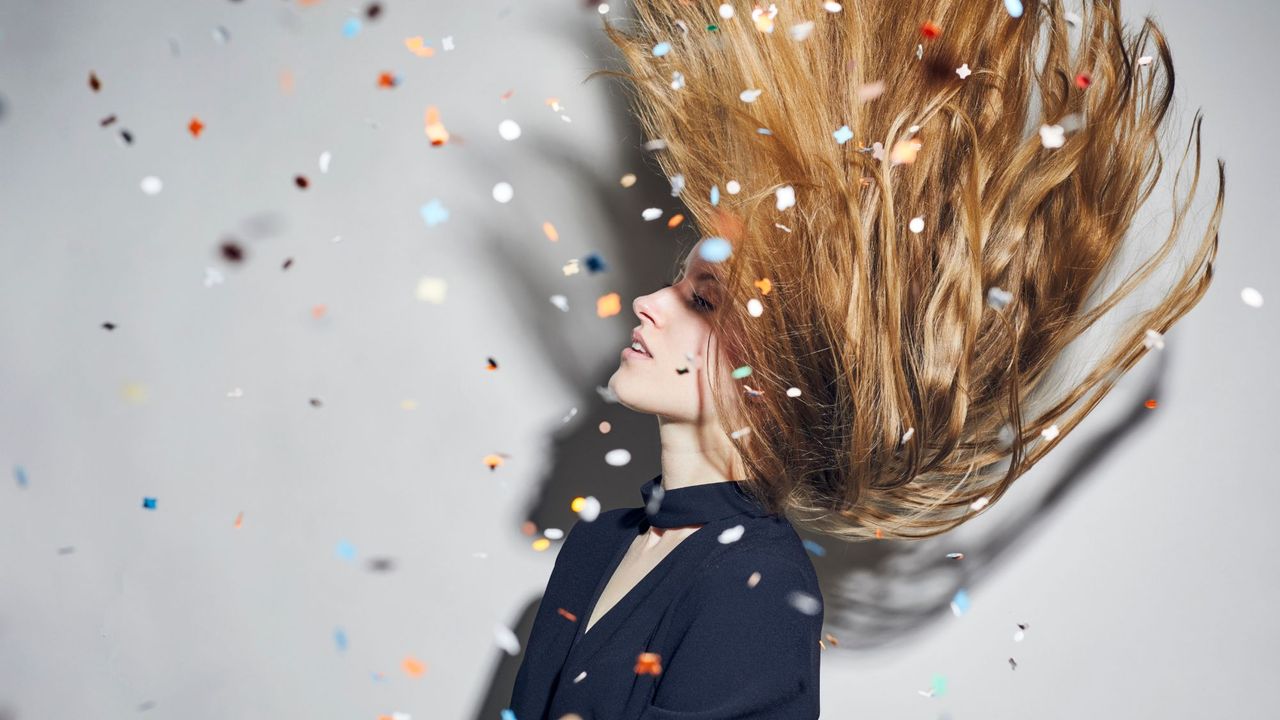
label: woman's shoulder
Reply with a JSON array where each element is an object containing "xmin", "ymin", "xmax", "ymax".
[{"xmin": 682, "ymin": 518, "xmax": 823, "ymax": 616}]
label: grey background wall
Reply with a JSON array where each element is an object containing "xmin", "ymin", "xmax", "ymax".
[{"xmin": 0, "ymin": 1, "xmax": 1272, "ymax": 718}]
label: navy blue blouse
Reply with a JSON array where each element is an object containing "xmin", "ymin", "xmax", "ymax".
[{"xmin": 507, "ymin": 475, "xmax": 823, "ymax": 719}]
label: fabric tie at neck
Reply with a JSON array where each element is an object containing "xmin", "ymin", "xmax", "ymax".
[{"xmin": 638, "ymin": 474, "xmax": 771, "ymax": 529}]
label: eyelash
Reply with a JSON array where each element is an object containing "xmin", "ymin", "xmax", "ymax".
[{"xmin": 662, "ymin": 282, "xmax": 716, "ymax": 312}]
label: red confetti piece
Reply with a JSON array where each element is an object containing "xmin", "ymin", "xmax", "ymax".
[
  {"xmin": 1144, "ymin": 399, "xmax": 1157, "ymax": 409},
  {"xmin": 920, "ymin": 21, "xmax": 942, "ymax": 39},
  {"xmin": 295, "ymin": 175, "xmax": 309, "ymax": 189},
  {"xmin": 635, "ymin": 652, "xmax": 663, "ymax": 675},
  {"xmin": 89, "ymin": 71, "xmax": 101, "ymax": 91},
  {"xmin": 188, "ymin": 117, "xmax": 205, "ymax": 137},
  {"xmin": 377, "ymin": 71, "xmax": 397, "ymax": 88},
  {"xmin": 1075, "ymin": 72, "xmax": 1092, "ymax": 89}
]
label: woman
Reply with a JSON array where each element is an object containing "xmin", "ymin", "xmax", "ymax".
[{"xmin": 510, "ymin": 0, "xmax": 1223, "ymax": 717}]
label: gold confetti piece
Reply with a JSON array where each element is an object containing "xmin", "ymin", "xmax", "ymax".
[
  {"xmin": 620, "ymin": 173, "xmax": 637, "ymax": 187},
  {"xmin": 754, "ymin": 277, "xmax": 773, "ymax": 295},
  {"xmin": 634, "ymin": 652, "xmax": 663, "ymax": 675},
  {"xmin": 543, "ymin": 222, "xmax": 559, "ymax": 242},
  {"xmin": 402, "ymin": 656, "xmax": 427, "ymax": 677},
  {"xmin": 424, "ymin": 106, "xmax": 449, "ymax": 146},
  {"xmin": 483, "ymin": 454, "xmax": 505, "ymax": 470},
  {"xmin": 570, "ymin": 497, "xmax": 587, "ymax": 513},
  {"xmin": 597, "ymin": 292, "xmax": 622, "ymax": 318},
  {"xmin": 404, "ymin": 36, "xmax": 435, "ymax": 57},
  {"xmin": 400, "ymin": 399, "xmax": 417, "ymax": 410},
  {"xmin": 532, "ymin": 538, "xmax": 551, "ymax": 551}
]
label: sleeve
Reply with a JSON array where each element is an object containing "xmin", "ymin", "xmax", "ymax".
[{"xmin": 642, "ymin": 552, "xmax": 823, "ymax": 720}]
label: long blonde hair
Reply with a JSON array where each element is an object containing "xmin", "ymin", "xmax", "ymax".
[{"xmin": 590, "ymin": 0, "xmax": 1224, "ymax": 541}]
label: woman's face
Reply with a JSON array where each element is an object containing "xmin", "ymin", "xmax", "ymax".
[{"xmin": 608, "ymin": 241, "xmax": 736, "ymax": 424}]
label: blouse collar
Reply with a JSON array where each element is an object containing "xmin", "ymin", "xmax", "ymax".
[{"xmin": 638, "ymin": 474, "xmax": 772, "ymax": 528}]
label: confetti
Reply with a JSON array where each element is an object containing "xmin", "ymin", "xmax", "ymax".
[
  {"xmin": 1138, "ymin": 55, "xmax": 1153, "ymax": 66},
  {"xmin": 420, "ymin": 199, "xmax": 450, "ymax": 227},
  {"xmin": 642, "ymin": 207, "xmax": 663, "ymax": 221},
  {"xmin": 549, "ymin": 295, "xmax": 569, "ymax": 311},
  {"xmin": 667, "ymin": 214, "xmax": 685, "ymax": 228},
  {"xmin": 492, "ymin": 182, "xmax": 514, "ymax": 203},
  {"xmin": 900, "ymin": 427, "xmax": 915, "ymax": 443},
  {"xmin": 620, "ymin": 173, "xmax": 637, "ymax": 187},
  {"xmin": 140, "ymin": 176, "xmax": 163, "ymax": 195},
  {"xmin": 1041, "ymin": 424, "xmax": 1060, "ymax": 440},
  {"xmin": 1241, "ymin": 287, "xmax": 1264, "ymax": 307},
  {"xmin": 89, "ymin": 71, "xmax": 102, "ymax": 91},
  {"xmin": 908, "ymin": 216, "xmax": 925, "ymax": 233},
  {"xmin": 786, "ymin": 387, "xmax": 802, "ymax": 398},
  {"xmin": 1143, "ymin": 329, "xmax": 1164, "ymax": 350},
  {"xmin": 856, "ymin": 81, "xmax": 885, "ymax": 100},
  {"xmin": 498, "ymin": 119, "xmax": 521, "ymax": 140},
  {"xmin": 822, "ymin": 1, "xmax": 842, "ymax": 12},
  {"xmin": 949, "ymin": 588, "xmax": 969, "ymax": 616},
  {"xmin": 494, "ymin": 624, "xmax": 521, "ymax": 655},
  {"xmin": 726, "ymin": 180, "xmax": 741, "ymax": 194},
  {"xmin": 635, "ymin": 652, "xmax": 664, "ymax": 675},
  {"xmin": 1039, "ymin": 124, "xmax": 1065, "ymax": 148},
  {"xmin": 334, "ymin": 628, "xmax": 348, "ymax": 651},
  {"xmin": 751, "ymin": 3, "xmax": 778, "ymax": 32},
  {"xmin": 188, "ymin": 117, "xmax": 205, "ymax": 137},
  {"xmin": 604, "ymin": 449, "xmax": 632, "ymax": 467},
  {"xmin": 15, "ymin": 465, "xmax": 28, "ymax": 488},
  {"xmin": 597, "ymin": 292, "xmax": 621, "ymax": 317},
  {"xmin": 319, "ymin": 151, "xmax": 332, "ymax": 173},
  {"xmin": 653, "ymin": 41, "xmax": 671, "ymax": 57},
  {"xmin": 404, "ymin": 36, "xmax": 434, "ymax": 57},
  {"xmin": 739, "ymin": 88, "xmax": 763, "ymax": 102},
  {"xmin": 336, "ymin": 540, "xmax": 357, "ymax": 561},
  {"xmin": 986, "ymin": 286, "xmax": 1013, "ymax": 310},
  {"xmin": 1004, "ymin": 0, "xmax": 1024, "ymax": 17},
  {"xmin": 1075, "ymin": 72, "xmax": 1092, "ymax": 89},
  {"xmin": 699, "ymin": 237, "xmax": 732, "ymax": 262},
  {"xmin": 731, "ymin": 365, "xmax": 752, "ymax": 379},
  {"xmin": 669, "ymin": 173, "xmax": 685, "ymax": 195},
  {"xmin": 890, "ymin": 138, "xmax": 922, "ymax": 164},
  {"xmin": 718, "ymin": 525, "xmax": 745, "ymax": 544},
  {"xmin": 442, "ymin": 36, "xmax": 454, "ymax": 50},
  {"xmin": 575, "ymin": 496, "xmax": 602, "ymax": 522},
  {"xmin": 718, "ymin": 4, "xmax": 735, "ymax": 19},
  {"xmin": 775, "ymin": 185, "xmax": 796, "ymax": 210},
  {"xmin": 415, "ymin": 277, "xmax": 448, "ymax": 303},
  {"xmin": 670, "ymin": 70, "xmax": 685, "ymax": 90},
  {"xmin": 542, "ymin": 222, "xmax": 559, "ymax": 241},
  {"xmin": 424, "ymin": 106, "xmax": 449, "ymax": 145},
  {"xmin": 710, "ymin": 184, "xmax": 720, "ymax": 206},
  {"xmin": 920, "ymin": 21, "xmax": 942, "ymax": 39},
  {"xmin": 402, "ymin": 656, "xmax": 427, "ymax": 677},
  {"xmin": 142, "ymin": 497, "xmax": 157, "ymax": 510},
  {"xmin": 832, "ymin": 124, "xmax": 854, "ymax": 144},
  {"xmin": 377, "ymin": 71, "xmax": 398, "ymax": 88},
  {"xmin": 746, "ymin": 298, "xmax": 763, "ymax": 316},
  {"xmin": 802, "ymin": 539, "xmax": 826, "ymax": 557},
  {"xmin": 790, "ymin": 21, "xmax": 815, "ymax": 41},
  {"xmin": 788, "ymin": 591, "xmax": 822, "ymax": 615},
  {"xmin": 955, "ymin": 63, "xmax": 971, "ymax": 79}
]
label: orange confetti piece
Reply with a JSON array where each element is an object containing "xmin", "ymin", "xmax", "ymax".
[
  {"xmin": 279, "ymin": 69, "xmax": 295, "ymax": 94},
  {"xmin": 754, "ymin": 278, "xmax": 773, "ymax": 295},
  {"xmin": 921, "ymin": 21, "xmax": 942, "ymax": 39},
  {"xmin": 543, "ymin": 222, "xmax": 559, "ymax": 242},
  {"xmin": 874, "ymin": 527, "xmax": 884, "ymax": 539},
  {"xmin": 483, "ymin": 454, "xmax": 505, "ymax": 470},
  {"xmin": 402, "ymin": 656, "xmax": 427, "ymax": 677},
  {"xmin": 188, "ymin": 117, "xmax": 205, "ymax": 137},
  {"xmin": 634, "ymin": 652, "xmax": 663, "ymax": 675},
  {"xmin": 310, "ymin": 303, "xmax": 326, "ymax": 319},
  {"xmin": 1144, "ymin": 399, "xmax": 1157, "ymax": 409},
  {"xmin": 597, "ymin": 292, "xmax": 622, "ymax": 318},
  {"xmin": 424, "ymin": 105, "xmax": 450, "ymax": 146},
  {"xmin": 890, "ymin": 138, "xmax": 923, "ymax": 164},
  {"xmin": 557, "ymin": 607, "xmax": 578, "ymax": 622},
  {"xmin": 404, "ymin": 36, "xmax": 435, "ymax": 57},
  {"xmin": 377, "ymin": 71, "xmax": 397, "ymax": 88},
  {"xmin": 666, "ymin": 213, "xmax": 685, "ymax": 228},
  {"xmin": 234, "ymin": 511, "xmax": 244, "ymax": 529}
]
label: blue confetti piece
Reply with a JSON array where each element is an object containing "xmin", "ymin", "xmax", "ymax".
[
  {"xmin": 1004, "ymin": 0, "xmax": 1024, "ymax": 18},
  {"xmin": 141, "ymin": 497, "xmax": 157, "ymax": 510},
  {"xmin": 802, "ymin": 539, "xmax": 826, "ymax": 557},
  {"xmin": 950, "ymin": 588, "xmax": 970, "ymax": 616},
  {"xmin": 501, "ymin": 710, "xmax": 518, "ymax": 720},
  {"xmin": 583, "ymin": 252, "xmax": 607, "ymax": 273},
  {"xmin": 420, "ymin": 199, "xmax": 450, "ymax": 227},
  {"xmin": 710, "ymin": 185, "xmax": 720, "ymax": 206},
  {"xmin": 832, "ymin": 124, "xmax": 853, "ymax": 145},
  {"xmin": 930, "ymin": 673, "xmax": 948, "ymax": 697},
  {"xmin": 336, "ymin": 539, "xmax": 357, "ymax": 561},
  {"xmin": 698, "ymin": 237, "xmax": 732, "ymax": 263},
  {"xmin": 341, "ymin": 17, "xmax": 362, "ymax": 38},
  {"xmin": 14, "ymin": 464, "xmax": 27, "ymax": 488},
  {"xmin": 652, "ymin": 41, "xmax": 671, "ymax": 57},
  {"xmin": 334, "ymin": 627, "xmax": 348, "ymax": 652},
  {"xmin": 756, "ymin": 127, "xmax": 773, "ymax": 135}
]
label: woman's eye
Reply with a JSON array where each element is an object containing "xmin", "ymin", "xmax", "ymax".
[{"xmin": 691, "ymin": 292, "xmax": 716, "ymax": 312}]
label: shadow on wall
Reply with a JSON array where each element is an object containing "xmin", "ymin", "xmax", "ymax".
[{"xmin": 470, "ymin": 12, "xmax": 1175, "ymax": 718}]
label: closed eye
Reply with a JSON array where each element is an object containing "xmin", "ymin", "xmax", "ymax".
[{"xmin": 661, "ymin": 282, "xmax": 716, "ymax": 313}]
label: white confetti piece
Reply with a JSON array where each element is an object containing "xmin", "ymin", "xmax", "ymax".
[
  {"xmin": 718, "ymin": 524, "xmax": 745, "ymax": 544},
  {"xmin": 494, "ymin": 624, "xmax": 521, "ymax": 655},
  {"xmin": 789, "ymin": 21, "xmax": 815, "ymax": 41},
  {"xmin": 900, "ymin": 427, "xmax": 915, "ymax": 444},
  {"xmin": 1137, "ymin": 55, "xmax": 1153, "ymax": 66},
  {"xmin": 1241, "ymin": 287, "xmax": 1264, "ymax": 307},
  {"xmin": 726, "ymin": 180, "xmax": 741, "ymax": 194},
  {"xmin": 644, "ymin": 138, "xmax": 668, "ymax": 151},
  {"xmin": 746, "ymin": 298, "xmax": 763, "ymax": 316},
  {"xmin": 492, "ymin": 182, "xmax": 514, "ymax": 203},
  {"xmin": 908, "ymin": 217, "xmax": 925, "ymax": 233},
  {"xmin": 1143, "ymin": 328, "xmax": 1164, "ymax": 350},
  {"xmin": 739, "ymin": 88, "xmax": 763, "ymax": 103},
  {"xmin": 140, "ymin": 176, "xmax": 163, "ymax": 195},
  {"xmin": 442, "ymin": 36, "xmax": 454, "ymax": 50},
  {"xmin": 415, "ymin": 277, "xmax": 448, "ymax": 303},
  {"xmin": 670, "ymin": 71, "xmax": 685, "ymax": 90},
  {"xmin": 971, "ymin": 496, "xmax": 990, "ymax": 511},
  {"xmin": 669, "ymin": 173, "xmax": 685, "ymax": 196},
  {"xmin": 641, "ymin": 207, "xmax": 663, "ymax": 221},
  {"xmin": 319, "ymin": 150, "xmax": 332, "ymax": 173},
  {"xmin": 1039, "ymin": 124, "xmax": 1065, "ymax": 148},
  {"xmin": 549, "ymin": 294, "xmax": 569, "ymax": 312},
  {"xmin": 203, "ymin": 267, "xmax": 224, "ymax": 287},
  {"xmin": 788, "ymin": 590, "xmax": 822, "ymax": 615},
  {"xmin": 574, "ymin": 670, "xmax": 588, "ymax": 683},
  {"xmin": 498, "ymin": 119, "xmax": 521, "ymax": 140},
  {"xmin": 986, "ymin": 286, "xmax": 1013, "ymax": 310},
  {"xmin": 719, "ymin": 3, "xmax": 735, "ymax": 19},
  {"xmin": 543, "ymin": 528, "xmax": 564, "ymax": 540},
  {"xmin": 578, "ymin": 496, "xmax": 601, "ymax": 522},
  {"xmin": 786, "ymin": 387, "xmax": 802, "ymax": 397},
  {"xmin": 1041, "ymin": 424, "xmax": 1060, "ymax": 441},
  {"xmin": 956, "ymin": 63, "xmax": 972, "ymax": 79},
  {"xmin": 823, "ymin": 1, "xmax": 843, "ymax": 12},
  {"xmin": 604, "ymin": 448, "xmax": 632, "ymax": 467},
  {"xmin": 775, "ymin": 185, "xmax": 795, "ymax": 210}
]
